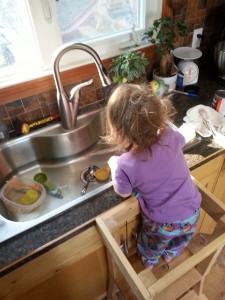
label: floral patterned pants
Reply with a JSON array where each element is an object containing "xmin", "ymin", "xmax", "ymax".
[{"xmin": 137, "ymin": 209, "xmax": 200, "ymax": 268}]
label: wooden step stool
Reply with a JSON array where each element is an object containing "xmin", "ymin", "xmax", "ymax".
[{"xmin": 96, "ymin": 177, "xmax": 225, "ymax": 300}]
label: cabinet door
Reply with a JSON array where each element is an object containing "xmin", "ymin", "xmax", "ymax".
[
  {"xmin": 0, "ymin": 226, "xmax": 108, "ymax": 300},
  {"xmin": 191, "ymin": 153, "xmax": 225, "ymax": 234}
]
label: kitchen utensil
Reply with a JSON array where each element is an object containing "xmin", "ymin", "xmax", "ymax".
[
  {"xmin": 34, "ymin": 173, "xmax": 63, "ymax": 199},
  {"xmin": 184, "ymin": 85, "xmax": 199, "ymax": 94},
  {"xmin": 173, "ymin": 90, "xmax": 198, "ymax": 97},
  {"xmin": 80, "ymin": 165, "xmax": 97, "ymax": 195},
  {"xmin": 214, "ymin": 41, "xmax": 225, "ymax": 79}
]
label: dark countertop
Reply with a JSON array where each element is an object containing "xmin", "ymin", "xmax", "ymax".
[{"xmin": 1, "ymin": 63, "xmax": 225, "ymax": 276}]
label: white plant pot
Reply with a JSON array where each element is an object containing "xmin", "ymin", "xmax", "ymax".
[{"xmin": 153, "ymin": 68, "xmax": 177, "ymax": 91}]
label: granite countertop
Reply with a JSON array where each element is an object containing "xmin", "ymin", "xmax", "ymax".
[{"xmin": 1, "ymin": 63, "xmax": 225, "ymax": 276}]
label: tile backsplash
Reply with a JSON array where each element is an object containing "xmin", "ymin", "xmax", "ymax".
[
  {"xmin": 1, "ymin": 0, "xmax": 225, "ymax": 138},
  {"xmin": 0, "ymin": 76, "xmax": 104, "ymax": 137}
]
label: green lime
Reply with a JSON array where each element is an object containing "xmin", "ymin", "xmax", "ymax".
[{"xmin": 34, "ymin": 173, "xmax": 48, "ymax": 184}]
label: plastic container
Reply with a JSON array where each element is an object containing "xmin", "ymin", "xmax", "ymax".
[{"xmin": 0, "ymin": 177, "xmax": 46, "ymax": 221}]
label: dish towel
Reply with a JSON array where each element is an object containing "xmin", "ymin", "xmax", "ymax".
[{"xmin": 183, "ymin": 104, "xmax": 225, "ymax": 137}]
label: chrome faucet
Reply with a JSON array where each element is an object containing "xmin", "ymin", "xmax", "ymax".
[{"xmin": 52, "ymin": 43, "xmax": 112, "ymax": 130}]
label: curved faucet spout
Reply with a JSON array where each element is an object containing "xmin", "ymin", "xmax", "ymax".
[{"xmin": 52, "ymin": 43, "xmax": 112, "ymax": 131}]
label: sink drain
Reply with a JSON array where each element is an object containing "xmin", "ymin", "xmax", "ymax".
[{"xmin": 80, "ymin": 165, "xmax": 99, "ymax": 184}]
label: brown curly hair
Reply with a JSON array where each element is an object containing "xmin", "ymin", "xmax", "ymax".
[{"xmin": 104, "ymin": 83, "xmax": 176, "ymax": 153}]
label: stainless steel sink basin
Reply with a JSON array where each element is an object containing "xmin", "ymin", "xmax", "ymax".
[{"xmin": 0, "ymin": 108, "xmax": 116, "ymax": 242}]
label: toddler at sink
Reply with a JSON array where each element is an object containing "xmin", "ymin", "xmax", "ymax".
[{"xmin": 105, "ymin": 84, "xmax": 201, "ymax": 269}]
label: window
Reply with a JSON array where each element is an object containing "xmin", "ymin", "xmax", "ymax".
[
  {"xmin": 56, "ymin": 0, "xmax": 142, "ymax": 44},
  {"xmin": 0, "ymin": 0, "xmax": 42, "ymax": 85},
  {"xmin": 0, "ymin": 0, "xmax": 162, "ymax": 87}
]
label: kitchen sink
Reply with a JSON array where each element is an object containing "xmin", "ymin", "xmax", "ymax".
[
  {"xmin": 0, "ymin": 108, "xmax": 116, "ymax": 242},
  {"xmin": 0, "ymin": 107, "xmax": 201, "ymax": 242}
]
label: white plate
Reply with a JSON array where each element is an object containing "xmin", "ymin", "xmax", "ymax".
[{"xmin": 173, "ymin": 47, "xmax": 202, "ymax": 60}]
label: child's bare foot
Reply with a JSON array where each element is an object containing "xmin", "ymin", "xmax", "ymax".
[
  {"xmin": 163, "ymin": 255, "xmax": 173, "ymax": 263},
  {"xmin": 164, "ymin": 257, "xmax": 172, "ymax": 263},
  {"xmin": 147, "ymin": 265, "xmax": 153, "ymax": 270}
]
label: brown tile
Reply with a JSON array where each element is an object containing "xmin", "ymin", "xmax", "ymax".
[
  {"xmin": 11, "ymin": 116, "xmax": 21, "ymax": 132},
  {"xmin": 198, "ymin": 0, "xmax": 207, "ymax": 9},
  {"xmin": 186, "ymin": 19, "xmax": 195, "ymax": 33},
  {"xmin": 80, "ymin": 90, "xmax": 97, "ymax": 106},
  {"xmin": 188, "ymin": 0, "xmax": 199, "ymax": 11},
  {"xmin": 186, "ymin": 8, "xmax": 196, "ymax": 21},
  {"xmin": 38, "ymin": 90, "xmax": 57, "ymax": 106},
  {"xmin": 22, "ymin": 95, "xmax": 40, "ymax": 111},
  {"xmin": 0, "ymin": 104, "xmax": 8, "ymax": 119},
  {"xmin": 196, "ymin": 9, "xmax": 207, "ymax": 17},
  {"xmin": 96, "ymin": 88, "xmax": 103, "ymax": 101},
  {"xmin": 18, "ymin": 108, "xmax": 43, "ymax": 124},
  {"xmin": 41, "ymin": 105, "xmax": 51, "ymax": 117},
  {"xmin": 93, "ymin": 76, "xmax": 102, "ymax": 89},
  {"xmin": 5, "ymin": 99, "xmax": 24, "ymax": 117},
  {"xmin": 184, "ymin": 33, "xmax": 194, "ymax": 46},
  {"xmin": 193, "ymin": 17, "xmax": 205, "ymax": 28},
  {"xmin": 206, "ymin": 0, "xmax": 216, "ymax": 13},
  {"xmin": 49, "ymin": 103, "xmax": 60, "ymax": 115},
  {"xmin": 174, "ymin": 7, "xmax": 185, "ymax": 16},
  {"xmin": 2, "ymin": 118, "xmax": 13, "ymax": 132},
  {"xmin": 177, "ymin": 36, "xmax": 185, "ymax": 47}
]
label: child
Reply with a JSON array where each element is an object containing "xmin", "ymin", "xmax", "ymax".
[{"xmin": 105, "ymin": 84, "xmax": 201, "ymax": 269}]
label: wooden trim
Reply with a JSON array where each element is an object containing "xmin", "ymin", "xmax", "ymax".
[{"xmin": 0, "ymin": 0, "xmax": 169, "ymax": 104}]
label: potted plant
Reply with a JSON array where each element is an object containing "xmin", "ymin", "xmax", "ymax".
[
  {"xmin": 145, "ymin": 16, "xmax": 187, "ymax": 89},
  {"xmin": 109, "ymin": 51, "xmax": 149, "ymax": 84}
]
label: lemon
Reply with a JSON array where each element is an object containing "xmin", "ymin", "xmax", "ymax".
[{"xmin": 19, "ymin": 189, "xmax": 39, "ymax": 205}]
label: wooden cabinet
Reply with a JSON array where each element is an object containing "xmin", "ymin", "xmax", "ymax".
[
  {"xmin": 0, "ymin": 225, "xmax": 108, "ymax": 300},
  {"xmin": 191, "ymin": 149, "xmax": 225, "ymax": 234}
]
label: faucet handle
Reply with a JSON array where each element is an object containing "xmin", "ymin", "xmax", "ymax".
[{"xmin": 69, "ymin": 79, "xmax": 93, "ymax": 102}]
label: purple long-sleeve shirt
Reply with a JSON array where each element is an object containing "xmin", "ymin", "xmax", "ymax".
[{"xmin": 114, "ymin": 126, "xmax": 201, "ymax": 223}]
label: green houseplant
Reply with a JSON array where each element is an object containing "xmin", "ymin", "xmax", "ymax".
[
  {"xmin": 109, "ymin": 51, "xmax": 149, "ymax": 84},
  {"xmin": 145, "ymin": 16, "xmax": 187, "ymax": 78}
]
